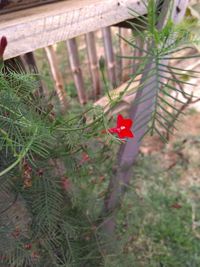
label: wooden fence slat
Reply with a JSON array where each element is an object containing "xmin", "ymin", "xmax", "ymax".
[
  {"xmin": 94, "ymin": 77, "xmax": 140, "ymax": 115},
  {"xmin": 45, "ymin": 45, "xmax": 68, "ymax": 112},
  {"xmin": 119, "ymin": 28, "xmax": 132, "ymax": 82},
  {"xmin": 66, "ymin": 38, "xmax": 87, "ymax": 105},
  {"xmin": 102, "ymin": 27, "xmax": 116, "ymax": 88},
  {"xmin": 22, "ymin": 52, "xmax": 38, "ymax": 73},
  {"xmin": 132, "ymin": 35, "xmax": 144, "ymax": 73},
  {"xmin": 85, "ymin": 32, "xmax": 101, "ymax": 98},
  {"xmin": 22, "ymin": 51, "xmax": 45, "ymax": 96},
  {"xmin": 0, "ymin": 0, "xmax": 147, "ymax": 60}
]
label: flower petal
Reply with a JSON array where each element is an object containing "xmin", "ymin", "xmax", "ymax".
[
  {"xmin": 118, "ymin": 129, "xmax": 134, "ymax": 139},
  {"xmin": 117, "ymin": 114, "xmax": 133, "ymax": 129},
  {"xmin": 117, "ymin": 114, "xmax": 124, "ymax": 128},
  {"xmin": 122, "ymin": 118, "xmax": 133, "ymax": 128}
]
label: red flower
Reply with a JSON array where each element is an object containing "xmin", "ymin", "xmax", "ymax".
[
  {"xmin": 0, "ymin": 36, "xmax": 7, "ymax": 58},
  {"xmin": 108, "ymin": 114, "xmax": 134, "ymax": 139}
]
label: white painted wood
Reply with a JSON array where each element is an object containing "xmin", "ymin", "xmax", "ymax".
[{"xmin": 0, "ymin": 0, "xmax": 147, "ymax": 59}]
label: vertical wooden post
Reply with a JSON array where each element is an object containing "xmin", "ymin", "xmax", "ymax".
[
  {"xmin": 23, "ymin": 52, "xmax": 38, "ymax": 73},
  {"xmin": 119, "ymin": 28, "xmax": 132, "ymax": 82},
  {"xmin": 117, "ymin": 28, "xmax": 123, "ymax": 82},
  {"xmin": 66, "ymin": 38, "xmax": 87, "ymax": 105},
  {"xmin": 45, "ymin": 45, "xmax": 68, "ymax": 112},
  {"xmin": 85, "ymin": 32, "xmax": 101, "ymax": 98},
  {"xmin": 22, "ymin": 52, "xmax": 45, "ymax": 96},
  {"xmin": 102, "ymin": 27, "xmax": 116, "ymax": 88},
  {"xmin": 132, "ymin": 35, "xmax": 144, "ymax": 74}
]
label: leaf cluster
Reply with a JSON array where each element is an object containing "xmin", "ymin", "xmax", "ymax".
[{"xmin": 119, "ymin": 0, "xmax": 200, "ymax": 142}]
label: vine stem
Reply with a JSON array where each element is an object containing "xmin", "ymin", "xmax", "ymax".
[
  {"xmin": 0, "ymin": 127, "xmax": 38, "ymax": 177},
  {"xmin": 0, "ymin": 128, "xmax": 17, "ymax": 156}
]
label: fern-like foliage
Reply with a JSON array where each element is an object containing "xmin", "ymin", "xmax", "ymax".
[
  {"xmin": 119, "ymin": 0, "xmax": 199, "ymax": 142},
  {"xmin": 0, "ymin": 71, "xmax": 54, "ymax": 175},
  {"xmin": 0, "ymin": 66, "xmax": 106, "ymax": 175},
  {"xmin": 0, "ymin": 61, "xmax": 107, "ymax": 266}
]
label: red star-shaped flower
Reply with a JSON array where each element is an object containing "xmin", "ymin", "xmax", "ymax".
[{"xmin": 108, "ymin": 114, "xmax": 134, "ymax": 139}]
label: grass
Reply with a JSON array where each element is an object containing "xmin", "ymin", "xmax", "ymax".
[
  {"xmin": 71, "ymin": 113, "xmax": 200, "ymax": 266},
  {"xmin": 102, "ymin": 132, "xmax": 200, "ymax": 267}
]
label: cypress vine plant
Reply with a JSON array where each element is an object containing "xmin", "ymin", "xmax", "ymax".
[
  {"xmin": 0, "ymin": 0, "xmax": 199, "ymax": 266},
  {"xmin": 101, "ymin": 0, "xmax": 196, "ymax": 239},
  {"xmin": 0, "ymin": 39, "xmax": 110, "ymax": 265}
]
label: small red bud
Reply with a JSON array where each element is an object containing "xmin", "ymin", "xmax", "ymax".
[{"xmin": 0, "ymin": 36, "xmax": 7, "ymax": 57}]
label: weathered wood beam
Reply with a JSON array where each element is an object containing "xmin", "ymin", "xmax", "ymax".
[
  {"xmin": 0, "ymin": 0, "xmax": 57, "ymax": 14},
  {"xmin": 102, "ymin": 27, "xmax": 117, "ymax": 88},
  {"xmin": 132, "ymin": 36, "xmax": 145, "ymax": 73},
  {"xmin": 22, "ymin": 52, "xmax": 39, "ymax": 73},
  {"xmin": 85, "ymin": 32, "xmax": 101, "ymax": 98},
  {"xmin": 66, "ymin": 38, "xmax": 87, "ymax": 105},
  {"xmin": 0, "ymin": 0, "xmax": 147, "ymax": 60},
  {"xmin": 114, "ymin": 17, "xmax": 147, "ymax": 29},
  {"xmin": 119, "ymin": 28, "xmax": 132, "ymax": 82},
  {"xmin": 45, "ymin": 45, "xmax": 68, "ymax": 112},
  {"xmin": 22, "ymin": 51, "xmax": 46, "ymax": 96},
  {"xmin": 94, "ymin": 77, "xmax": 139, "ymax": 115}
]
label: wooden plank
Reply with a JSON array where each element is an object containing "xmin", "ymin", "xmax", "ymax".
[
  {"xmin": 0, "ymin": 0, "xmax": 58, "ymax": 15},
  {"xmin": 94, "ymin": 77, "xmax": 140, "ymax": 115},
  {"xmin": 119, "ymin": 28, "xmax": 132, "ymax": 82},
  {"xmin": 102, "ymin": 27, "xmax": 117, "ymax": 88},
  {"xmin": 66, "ymin": 38, "xmax": 87, "ymax": 105},
  {"xmin": 0, "ymin": 0, "xmax": 147, "ymax": 60},
  {"xmin": 132, "ymin": 35, "xmax": 144, "ymax": 73},
  {"xmin": 85, "ymin": 32, "xmax": 101, "ymax": 97},
  {"xmin": 22, "ymin": 51, "xmax": 45, "ymax": 96},
  {"xmin": 45, "ymin": 45, "xmax": 68, "ymax": 112}
]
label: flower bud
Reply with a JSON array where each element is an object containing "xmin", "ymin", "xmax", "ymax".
[
  {"xmin": 0, "ymin": 36, "xmax": 7, "ymax": 58},
  {"xmin": 99, "ymin": 56, "xmax": 105, "ymax": 70}
]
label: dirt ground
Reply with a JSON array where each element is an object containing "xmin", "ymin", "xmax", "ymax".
[{"xmin": 140, "ymin": 111, "xmax": 200, "ymax": 187}]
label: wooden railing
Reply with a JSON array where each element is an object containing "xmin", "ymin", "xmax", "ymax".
[
  {"xmin": 0, "ymin": 0, "xmax": 146, "ymax": 59},
  {"xmin": 0, "ymin": 0, "xmax": 147, "ymax": 111},
  {"xmin": 0, "ymin": 0, "xmax": 58, "ymax": 14}
]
